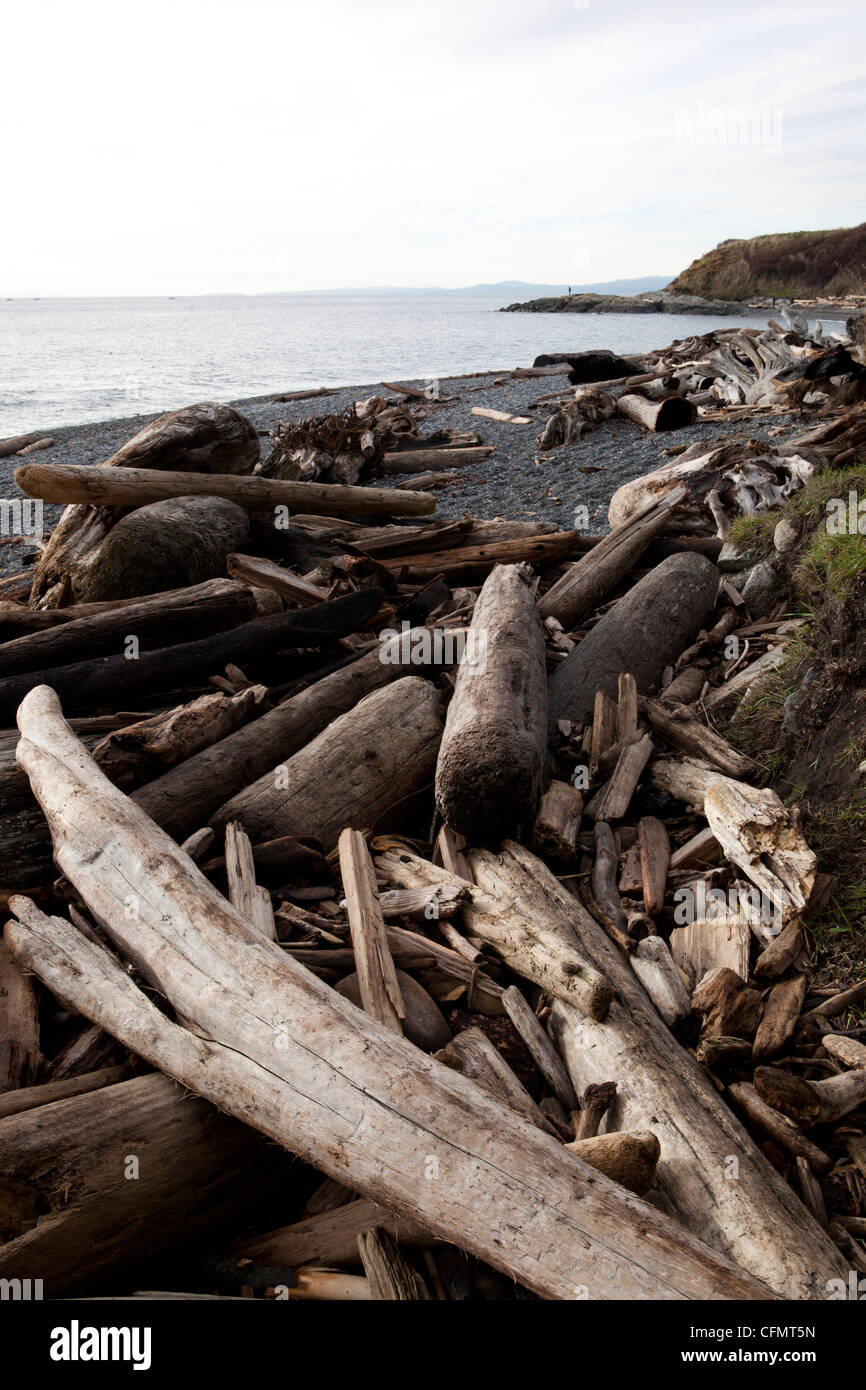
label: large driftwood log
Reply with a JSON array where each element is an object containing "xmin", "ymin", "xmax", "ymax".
[
  {"xmin": 616, "ymin": 392, "xmax": 697, "ymax": 432},
  {"xmin": 435, "ymin": 565, "xmax": 547, "ymax": 841},
  {"xmin": 379, "ymin": 532, "xmax": 581, "ymax": 580},
  {"xmin": 28, "ymin": 404, "xmax": 260, "ymax": 609},
  {"xmin": 211, "ymin": 677, "xmax": 444, "ymax": 851},
  {"xmin": 548, "ymin": 554, "xmax": 720, "ymax": 729},
  {"xmin": 0, "ymin": 578, "xmax": 266, "ymax": 678},
  {"xmin": 0, "ymin": 1071, "xmax": 293, "ymax": 1295},
  {"xmin": 134, "ymin": 631, "xmax": 436, "ymax": 841},
  {"xmin": 3, "ymin": 693, "xmax": 770, "ymax": 1300},
  {"xmin": 0, "ymin": 589, "xmax": 383, "ymax": 722},
  {"xmin": 537, "ymin": 489, "xmax": 687, "ymax": 628},
  {"xmin": 17, "ymin": 460, "xmax": 437, "ymax": 520},
  {"xmin": 463, "ymin": 840, "xmax": 844, "ymax": 1297}
]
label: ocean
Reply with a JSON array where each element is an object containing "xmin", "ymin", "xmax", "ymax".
[{"xmin": 0, "ymin": 293, "xmax": 798, "ymax": 437}]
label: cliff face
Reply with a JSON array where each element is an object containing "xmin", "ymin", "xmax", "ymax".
[{"xmin": 667, "ymin": 225, "xmax": 866, "ymax": 300}]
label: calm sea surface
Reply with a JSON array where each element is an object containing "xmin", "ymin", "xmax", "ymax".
[{"xmin": 0, "ymin": 293, "xmax": 793, "ymax": 436}]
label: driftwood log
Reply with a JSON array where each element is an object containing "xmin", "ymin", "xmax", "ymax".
[
  {"xmin": 435, "ymin": 564, "xmax": 547, "ymax": 842},
  {"xmin": 2, "ymin": 689, "xmax": 772, "ymax": 1300}
]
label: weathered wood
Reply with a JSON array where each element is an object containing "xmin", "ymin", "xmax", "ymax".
[
  {"xmin": 133, "ymin": 631, "xmax": 431, "ymax": 840},
  {"xmin": 754, "ymin": 918, "xmax": 805, "ymax": 979},
  {"xmin": 574, "ymin": 1081, "xmax": 617, "ymax": 1139},
  {"xmin": 565, "ymin": 1131, "xmax": 661, "ymax": 1196},
  {"xmin": 537, "ymin": 489, "xmax": 688, "ymax": 628},
  {"xmin": 669, "ymin": 826, "xmax": 719, "ymax": 870},
  {"xmin": 0, "ymin": 579, "xmax": 266, "ymax": 678},
  {"xmin": 382, "ymin": 532, "xmax": 581, "ymax": 579},
  {"xmin": 638, "ymin": 817, "xmax": 670, "ymax": 915},
  {"xmin": 380, "ymin": 446, "xmax": 493, "ymax": 474},
  {"xmin": 0, "ymin": 589, "xmax": 383, "ymax": 722},
  {"xmin": 670, "ymin": 916, "xmax": 751, "ymax": 988},
  {"xmin": 466, "ymin": 842, "xmax": 842, "ymax": 1296},
  {"xmin": 616, "ymin": 672, "xmax": 639, "ymax": 741},
  {"xmin": 640, "ymin": 699, "xmax": 758, "ymax": 779},
  {"xmin": 4, "ymin": 709, "xmax": 769, "ymax": 1301},
  {"xmin": 630, "ymin": 936, "xmax": 692, "ymax": 1028},
  {"xmin": 753, "ymin": 975, "xmax": 808, "ymax": 1061},
  {"xmin": 335, "ymin": 971, "xmax": 451, "ymax": 1052},
  {"xmin": 591, "ymin": 823, "xmax": 629, "ymax": 936},
  {"xmin": 726, "ymin": 1083, "xmax": 832, "ymax": 1174},
  {"xmin": 501, "ymin": 986, "xmax": 578, "ymax": 1110},
  {"xmin": 589, "ymin": 732, "xmax": 653, "ymax": 821},
  {"xmin": 237, "ymin": 1199, "xmax": 433, "ymax": 1268},
  {"xmin": 225, "ymin": 822, "xmax": 276, "ymax": 940},
  {"xmin": 93, "ymin": 687, "xmax": 267, "ymax": 790},
  {"xmin": 650, "ymin": 756, "xmax": 727, "ymax": 812},
  {"xmin": 339, "ymin": 829, "xmax": 405, "ymax": 1034},
  {"xmin": 589, "ymin": 691, "xmax": 618, "ymax": 778},
  {"xmin": 692, "ymin": 967, "xmax": 763, "ymax": 1040},
  {"xmin": 435, "ymin": 565, "xmax": 547, "ymax": 842},
  {"xmin": 212, "ymin": 677, "xmax": 443, "ymax": 852},
  {"xmin": 754, "ymin": 1065, "xmax": 866, "ymax": 1127},
  {"xmin": 0, "ymin": 942, "xmax": 41, "ymax": 1089},
  {"xmin": 357, "ymin": 1227, "xmax": 430, "ymax": 1300},
  {"xmin": 16, "ymin": 460, "xmax": 437, "ymax": 519},
  {"xmin": 435, "ymin": 1027, "xmax": 558, "ymax": 1136},
  {"xmin": 377, "ymin": 847, "xmax": 613, "ymax": 1019},
  {"xmin": 0, "ymin": 1070, "xmax": 291, "ymax": 1295},
  {"xmin": 226, "ymin": 553, "xmax": 329, "ymax": 606},
  {"xmin": 531, "ymin": 780, "xmax": 583, "ymax": 862},
  {"xmin": 0, "ymin": 1066, "xmax": 131, "ymax": 1120},
  {"xmin": 822, "ymin": 1034, "xmax": 866, "ymax": 1069},
  {"xmin": 548, "ymin": 553, "xmax": 721, "ymax": 729},
  {"xmin": 704, "ymin": 781, "xmax": 816, "ymax": 927},
  {"xmin": 616, "ymin": 392, "xmax": 697, "ymax": 432}
]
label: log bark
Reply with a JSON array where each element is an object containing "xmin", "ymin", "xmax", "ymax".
[
  {"xmin": 0, "ymin": 589, "xmax": 383, "ymax": 722},
  {"xmin": 0, "ymin": 942, "xmax": 41, "ymax": 1089},
  {"xmin": 435, "ymin": 565, "xmax": 547, "ymax": 842},
  {"xmin": 211, "ymin": 676, "xmax": 443, "ymax": 851},
  {"xmin": 5, "ymin": 700, "xmax": 770, "ymax": 1299},
  {"xmin": 0, "ymin": 1066, "xmax": 131, "ymax": 1120},
  {"xmin": 548, "ymin": 553, "xmax": 721, "ymax": 729},
  {"xmin": 638, "ymin": 816, "xmax": 670, "ymax": 915},
  {"xmin": 464, "ymin": 841, "xmax": 843, "ymax": 1296},
  {"xmin": 726, "ymin": 1082, "xmax": 832, "ymax": 1174},
  {"xmin": 382, "ymin": 532, "xmax": 581, "ymax": 580},
  {"xmin": 537, "ymin": 489, "xmax": 688, "ymax": 628},
  {"xmin": 17, "ymin": 460, "xmax": 437, "ymax": 519},
  {"xmin": 565, "ymin": 1131, "xmax": 661, "ymax": 1196},
  {"xmin": 357, "ymin": 1227, "xmax": 430, "ymax": 1300}
]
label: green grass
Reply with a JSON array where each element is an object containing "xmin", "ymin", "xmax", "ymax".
[{"xmin": 727, "ymin": 512, "xmax": 781, "ymax": 556}]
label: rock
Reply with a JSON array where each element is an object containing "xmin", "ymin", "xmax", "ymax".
[
  {"xmin": 335, "ymin": 970, "xmax": 452, "ymax": 1052},
  {"xmin": 740, "ymin": 558, "xmax": 783, "ymax": 618},
  {"xmin": 72, "ymin": 496, "xmax": 250, "ymax": 603},
  {"xmin": 548, "ymin": 553, "xmax": 720, "ymax": 729},
  {"xmin": 718, "ymin": 540, "xmax": 760, "ymax": 574}
]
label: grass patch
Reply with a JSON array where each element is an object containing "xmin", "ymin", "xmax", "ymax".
[
  {"xmin": 794, "ymin": 531, "xmax": 866, "ymax": 604},
  {"xmin": 726, "ymin": 512, "xmax": 780, "ymax": 557}
]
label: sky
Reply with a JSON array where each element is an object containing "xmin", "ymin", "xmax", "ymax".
[{"xmin": 1, "ymin": 0, "xmax": 864, "ymax": 296}]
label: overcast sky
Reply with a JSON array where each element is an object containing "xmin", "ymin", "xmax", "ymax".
[{"xmin": 2, "ymin": 0, "xmax": 864, "ymax": 296}]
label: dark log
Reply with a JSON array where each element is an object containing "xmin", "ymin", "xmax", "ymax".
[
  {"xmin": 0, "ymin": 589, "xmax": 384, "ymax": 721},
  {"xmin": 548, "ymin": 553, "xmax": 720, "ymax": 729}
]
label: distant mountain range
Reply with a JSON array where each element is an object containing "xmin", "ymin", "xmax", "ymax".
[{"xmin": 277, "ymin": 277, "xmax": 673, "ymax": 297}]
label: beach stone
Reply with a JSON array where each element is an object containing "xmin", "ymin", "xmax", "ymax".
[
  {"xmin": 335, "ymin": 970, "xmax": 451, "ymax": 1052},
  {"xmin": 548, "ymin": 552, "xmax": 720, "ymax": 729},
  {"xmin": 774, "ymin": 519, "xmax": 798, "ymax": 554},
  {"xmin": 718, "ymin": 539, "xmax": 760, "ymax": 573},
  {"xmin": 72, "ymin": 495, "xmax": 249, "ymax": 602},
  {"xmin": 740, "ymin": 558, "xmax": 783, "ymax": 617}
]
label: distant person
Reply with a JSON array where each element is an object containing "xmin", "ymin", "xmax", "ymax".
[{"xmin": 568, "ymin": 285, "xmax": 572, "ymax": 294}]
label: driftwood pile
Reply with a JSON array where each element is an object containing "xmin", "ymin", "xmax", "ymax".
[{"xmin": 0, "ymin": 393, "xmax": 863, "ymax": 1302}]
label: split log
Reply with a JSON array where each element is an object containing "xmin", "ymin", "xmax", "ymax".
[
  {"xmin": 93, "ymin": 686, "xmax": 267, "ymax": 790},
  {"xmin": 548, "ymin": 553, "xmax": 720, "ymax": 729},
  {"xmin": 464, "ymin": 843, "xmax": 843, "ymax": 1295},
  {"xmin": 383, "ymin": 924, "xmax": 501, "ymax": 1013},
  {"xmin": 638, "ymin": 817, "xmax": 670, "ymax": 915},
  {"xmin": 754, "ymin": 919, "xmax": 805, "ymax": 979},
  {"xmin": 17, "ymin": 460, "xmax": 437, "ymax": 519},
  {"xmin": 531, "ymin": 780, "xmax": 583, "ymax": 862},
  {"xmin": 376, "ymin": 846, "xmax": 613, "ymax": 1019},
  {"xmin": 752, "ymin": 976, "xmax": 808, "ymax": 1061},
  {"xmin": 727, "ymin": 1083, "xmax": 832, "ymax": 1174},
  {"xmin": 630, "ymin": 936, "xmax": 691, "ymax": 1028},
  {"xmin": 754, "ymin": 1065, "xmax": 866, "ymax": 1127},
  {"xmin": 378, "ymin": 884, "xmax": 467, "ymax": 922},
  {"xmin": 589, "ymin": 732, "xmax": 653, "ymax": 821},
  {"xmin": 357, "ymin": 1227, "xmax": 430, "ymax": 1300},
  {"xmin": 435, "ymin": 565, "xmax": 547, "ymax": 841},
  {"xmin": 5, "ymin": 701, "xmax": 769, "ymax": 1300},
  {"xmin": 669, "ymin": 917, "xmax": 751, "ymax": 988},
  {"xmin": 225, "ymin": 822, "xmax": 276, "ymax": 940},
  {"xmin": 226, "ymin": 554, "xmax": 328, "ymax": 606},
  {"xmin": 501, "ymin": 985, "xmax": 578, "ymax": 1110},
  {"xmin": 237, "ymin": 1199, "xmax": 433, "ymax": 1268},
  {"xmin": 669, "ymin": 825, "xmax": 719, "ymax": 869},
  {"xmin": 339, "ymin": 829, "xmax": 405, "ymax": 1034},
  {"xmin": 537, "ymin": 489, "xmax": 688, "ymax": 628},
  {"xmin": 704, "ymin": 781, "xmax": 816, "ymax": 926},
  {"xmin": 0, "ymin": 589, "xmax": 384, "ymax": 723},
  {"xmin": 589, "ymin": 691, "xmax": 618, "ymax": 778},
  {"xmin": 0, "ymin": 942, "xmax": 41, "ymax": 1089},
  {"xmin": 640, "ymin": 699, "xmax": 758, "ymax": 779},
  {"xmin": 616, "ymin": 392, "xmax": 697, "ymax": 431},
  {"xmin": 0, "ymin": 1070, "xmax": 292, "ymax": 1296},
  {"xmin": 0, "ymin": 578, "xmax": 268, "ymax": 678},
  {"xmin": 211, "ymin": 677, "xmax": 443, "ymax": 852},
  {"xmin": 134, "ymin": 630, "xmax": 434, "ymax": 841},
  {"xmin": 565, "ymin": 1131, "xmax": 661, "ymax": 1196}
]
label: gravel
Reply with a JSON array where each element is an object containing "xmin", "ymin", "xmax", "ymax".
[{"xmin": 0, "ymin": 370, "xmax": 796, "ymax": 577}]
